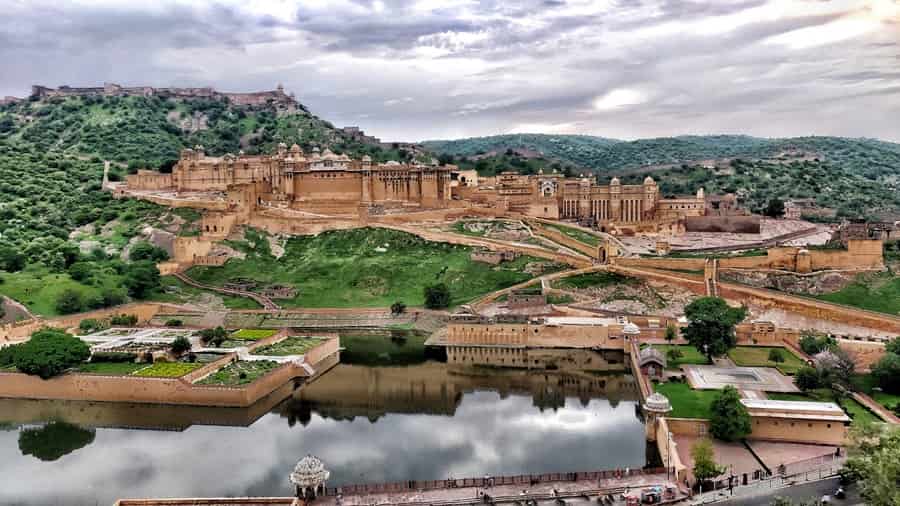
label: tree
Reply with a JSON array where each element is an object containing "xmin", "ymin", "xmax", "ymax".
[
  {"xmin": 391, "ymin": 301, "xmax": 407, "ymax": 315},
  {"xmin": 124, "ymin": 260, "xmax": 160, "ymax": 298},
  {"xmin": 170, "ymin": 336, "xmax": 191, "ymax": 355},
  {"xmin": 709, "ymin": 385, "xmax": 752, "ymax": 442},
  {"xmin": 18, "ymin": 421, "xmax": 96, "ymax": 461},
  {"xmin": 768, "ymin": 348, "xmax": 785, "ymax": 364},
  {"xmin": 67, "ymin": 261, "xmax": 93, "ymax": 282},
  {"xmin": 664, "ymin": 324, "xmax": 677, "ymax": 344},
  {"xmin": 666, "ymin": 347, "xmax": 683, "ymax": 361},
  {"xmin": 78, "ymin": 318, "xmax": 101, "ymax": 334},
  {"xmin": 885, "ymin": 337, "xmax": 900, "ymax": 356},
  {"xmin": 799, "ymin": 333, "xmax": 837, "ymax": 355},
  {"xmin": 871, "ymin": 352, "xmax": 900, "ymax": 395},
  {"xmin": 424, "ymin": 283, "xmax": 451, "ymax": 309},
  {"xmin": 691, "ymin": 438, "xmax": 724, "ymax": 485},
  {"xmin": 55, "ymin": 289, "xmax": 84, "ymax": 315},
  {"xmin": 842, "ymin": 424, "xmax": 900, "ymax": 506},
  {"xmin": 12, "ymin": 328, "xmax": 91, "ymax": 379},
  {"xmin": 198, "ymin": 326, "xmax": 227, "ymax": 347},
  {"xmin": 795, "ymin": 366, "xmax": 821, "ymax": 391},
  {"xmin": 815, "ymin": 347, "xmax": 856, "ymax": 388},
  {"xmin": 129, "ymin": 241, "xmax": 168, "ymax": 262},
  {"xmin": 682, "ymin": 297, "xmax": 747, "ymax": 362},
  {"xmin": 764, "ymin": 198, "xmax": 785, "ymax": 218},
  {"xmin": 0, "ymin": 245, "xmax": 26, "ymax": 272}
]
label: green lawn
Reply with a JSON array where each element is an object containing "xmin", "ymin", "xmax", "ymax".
[
  {"xmin": 231, "ymin": 329, "xmax": 278, "ymax": 340},
  {"xmin": 654, "ymin": 381, "xmax": 719, "ymax": 419},
  {"xmin": 76, "ymin": 362, "xmax": 149, "ymax": 375},
  {"xmin": 727, "ymin": 346, "xmax": 807, "ymax": 375},
  {"xmin": 187, "ymin": 228, "xmax": 563, "ymax": 308},
  {"xmin": 195, "ymin": 360, "xmax": 281, "ymax": 385},
  {"xmin": 253, "ymin": 336, "xmax": 324, "ymax": 356},
  {"xmin": 644, "ymin": 344, "xmax": 709, "ymax": 370},
  {"xmin": 132, "ymin": 362, "xmax": 203, "ymax": 378},
  {"xmin": 768, "ymin": 389, "xmax": 881, "ymax": 426},
  {"xmin": 542, "ymin": 222, "xmax": 600, "ymax": 246},
  {"xmin": 815, "ymin": 272, "xmax": 900, "ymax": 316}
]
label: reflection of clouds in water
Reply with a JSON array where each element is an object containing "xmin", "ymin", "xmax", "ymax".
[{"xmin": 0, "ymin": 391, "xmax": 644, "ymax": 506}]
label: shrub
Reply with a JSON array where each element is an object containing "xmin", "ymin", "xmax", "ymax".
[
  {"xmin": 768, "ymin": 349, "xmax": 785, "ymax": 363},
  {"xmin": 129, "ymin": 241, "xmax": 169, "ymax": 262},
  {"xmin": 667, "ymin": 348, "xmax": 683, "ymax": 361},
  {"xmin": 165, "ymin": 319, "xmax": 183, "ymax": 327},
  {"xmin": 799, "ymin": 334, "xmax": 837, "ymax": 355},
  {"xmin": 198, "ymin": 326, "xmax": 227, "ymax": 346},
  {"xmin": 424, "ymin": 283, "xmax": 451, "ymax": 309},
  {"xmin": 665, "ymin": 324, "xmax": 677, "ymax": 343},
  {"xmin": 170, "ymin": 336, "xmax": 191, "ymax": 355},
  {"xmin": 55, "ymin": 289, "xmax": 84, "ymax": 315},
  {"xmin": 110, "ymin": 314, "xmax": 138, "ymax": 326},
  {"xmin": 67, "ymin": 261, "xmax": 93, "ymax": 282},
  {"xmin": 124, "ymin": 260, "xmax": 160, "ymax": 299},
  {"xmin": 89, "ymin": 351, "xmax": 137, "ymax": 363},
  {"xmin": 391, "ymin": 301, "xmax": 407, "ymax": 315},
  {"xmin": 795, "ymin": 366, "xmax": 821, "ymax": 391},
  {"xmin": 12, "ymin": 328, "xmax": 91, "ymax": 379},
  {"xmin": 871, "ymin": 353, "xmax": 900, "ymax": 395},
  {"xmin": 78, "ymin": 318, "xmax": 100, "ymax": 334}
]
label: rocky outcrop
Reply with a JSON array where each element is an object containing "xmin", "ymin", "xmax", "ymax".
[{"xmin": 719, "ymin": 269, "xmax": 857, "ymax": 295}]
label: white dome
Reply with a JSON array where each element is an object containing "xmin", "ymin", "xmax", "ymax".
[
  {"xmin": 290, "ymin": 455, "xmax": 330, "ymax": 489},
  {"xmin": 643, "ymin": 392, "xmax": 672, "ymax": 413},
  {"xmin": 623, "ymin": 322, "xmax": 640, "ymax": 335},
  {"xmin": 610, "ymin": 176, "xmax": 621, "ymax": 185}
]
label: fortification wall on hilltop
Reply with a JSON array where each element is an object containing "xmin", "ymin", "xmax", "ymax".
[{"xmin": 30, "ymin": 83, "xmax": 296, "ymax": 108}]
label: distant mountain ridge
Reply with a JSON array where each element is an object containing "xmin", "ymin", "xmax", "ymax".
[{"xmin": 423, "ymin": 133, "xmax": 900, "ymax": 176}]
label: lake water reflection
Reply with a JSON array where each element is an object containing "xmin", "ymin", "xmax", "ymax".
[{"xmin": 0, "ymin": 360, "xmax": 646, "ymax": 506}]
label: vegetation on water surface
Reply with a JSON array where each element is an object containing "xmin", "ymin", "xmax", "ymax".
[
  {"xmin": 196, "ymin": 360, "xmax": 281, "ymax": 385},
  {"xmin": 727, "ymin": 346, "xmax": 806, "ymax": 375},
  {"xmin": 188, "ymin": 228, "xmax": 561, "ymax": 308}
]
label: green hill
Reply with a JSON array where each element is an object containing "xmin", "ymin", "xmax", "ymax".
[
  {"xmin": 424, "ymin": 133, "xmax": 621, "ymax": 170},
  {"xmin": 0, "ymin": 93, "xmax": 418, "ymax": 316}
]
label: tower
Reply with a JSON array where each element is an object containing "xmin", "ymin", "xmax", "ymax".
[
  {"xmin": 610, "ymin": 176, "xmax": 622, "ymax": 221},
  {"xmin": 642, "ymin": 392, "xmax": 672, "ymax": 441},
  {"xmin": 643, "ymin": 176, "xmax": 658, "ymax": 218}
]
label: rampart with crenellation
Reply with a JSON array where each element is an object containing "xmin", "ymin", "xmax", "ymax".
[{"xmin": 31, "ymin": 83, "xmax": 297, "ymax": 108}]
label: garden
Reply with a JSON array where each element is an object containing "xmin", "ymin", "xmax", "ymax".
[
  {"xmin": 132, "ymin": 362, "xmax": 203, "ymax": 378},
  {"xmin": 653, "ymin": 381, "xmax": 719, "ymax": 419},
  {"xmin": 727, "ymin": 346, "xmax": 807, "ymax": 375},
  {"xmin": 253, "ymin": 336, "xmax": 324, "ymax": 356},
  {"xmin": 231, "ymin": 328, "xmax": 278, "ymax": 340},
  {"xmin": 644, "ymin": 344, "xmax": 708, "ymax": 370},
  {"xmin": 195, "ymin": 360, "xmax": 281, "ymax": 386}
]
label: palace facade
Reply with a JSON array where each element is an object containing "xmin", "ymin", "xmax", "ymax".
[{"xmin": 124, "ymin": 145, "xmax": 707, "ymax": 234}]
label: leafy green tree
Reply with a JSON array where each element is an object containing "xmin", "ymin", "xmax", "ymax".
[
  {"xmin": 424, "ymin": 283, "xmax": 451, "ymax": 309},
  {"xmin": 129, "ymin": 241, "xmax": 169, "ymax": 262},
  {"xmin": 799, "ymin": 333, "xmax": 837, "ymax": 355},
  {"xmin": 198, "ymin": 326, "xmax": 227, "ymax": 347},
  {"xmin": 55, "ymin": 289, "xmax": 84, "ymax": 315},
  {"xmin": 682, "ymin": 297, "xmax": 747, "ymax": 362},
  {"xmin": 764, "ymin": 198, "xmax": 785, "ymax": 218},
  {"xmin": 691, "ymin": 438, "xmax": 724, "ymax": 485},
  {"xmin": 871, "ymin": 352, "xmax": 900, "ymax": 395},
  {"xmin": 78, "ymin": 318, "xmax": 100, "ymax": 334},
  {"xmin": 124, "ymin": 260, "xmax": 160, "ymax": 298},
  {"xmin": 709, "ymin": 385, "xmax": 752, "ymax": 442},
  {"xmin": 170, "ymin": 336, "xmax": 191, "ymax": 355},
  {"xmin": 842, "ymin": 424, "xmax": 900, "ymax": 506},
  {"xmin": 768, "ymin": 348, "xmax": 785, "ymax": 363},
  {"xmin": 815, "ymin": 347, "xmax": 856, "ymax": 388},
  {"xmin": 18, "ymin": 421, "xmax": 96, "ymax": 461},
  {"xmin": 110, "ymin": 314, "xmax": 137, "ymax": 326},
  {"xmin": 67, "ymin": 261, "xmax": 93, "ymax": 282},
  {"xmin": 0, "ymin": 246, "xmax": 25, "ymax": 272},
  {"xmin": 664, "ymin": 324, "xmax": 677, "ymax": 344},
  {"xmin": 885, "ymin": 337, "xmax": 900, "ymax": 356},
  {"xmin": 666, "ymin": 347, "xmax": 683, "ymax": 361},
  {"xmin": 794, "ymin": 366, "xmax": 821, "ymax": 391},
  {"xmin": 12, "ymin": 328, "xmax": 91, "ymax": 379}
]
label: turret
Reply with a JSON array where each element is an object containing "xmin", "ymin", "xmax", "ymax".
[{"xmin": 277, "ymin": 142, "xmax": 287, "ymax": 157}]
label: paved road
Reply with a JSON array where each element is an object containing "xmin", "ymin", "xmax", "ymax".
[{"xmin": 707, "ymin": 477, "xmax": 861, "ymax": 506}]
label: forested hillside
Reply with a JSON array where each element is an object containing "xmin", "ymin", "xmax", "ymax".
[
  {"xmin": 0, "ymin": 94, "xmax": 413, "ymax": 317},
  {"xmin": 426, "ymin": 133, "xmax": 900, "ymax": 220}
]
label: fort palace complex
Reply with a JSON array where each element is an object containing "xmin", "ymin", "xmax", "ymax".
[{"xmin": 124, "ymin": 144, "xmax": 707, "ymax": 235}]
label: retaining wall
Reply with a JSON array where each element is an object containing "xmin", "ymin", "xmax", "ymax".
[{"xmin": 0, "ymin": 302, "xmax": 174, "ymax": 343}]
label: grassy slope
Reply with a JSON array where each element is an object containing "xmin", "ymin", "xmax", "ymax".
[
  {"xmin": 187, "ymin": 228, "xmax": 563, "ymax": 308},
  {"xmin": 815, "ymin": 272, "xmax": 900, "ymax": 316},
  {"xmin": 654, "ymin": 381, "xmax": 718, "ymax": 419}
]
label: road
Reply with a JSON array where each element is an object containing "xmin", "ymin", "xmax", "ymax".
[{"xmin": 708, "ymin": 477, "xmax": 861, "ymax": 506}]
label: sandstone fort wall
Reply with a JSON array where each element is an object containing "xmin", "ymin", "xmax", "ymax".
[{"xmin": 0, "ymin": 302, "xmax": 171, "ymax": 343}]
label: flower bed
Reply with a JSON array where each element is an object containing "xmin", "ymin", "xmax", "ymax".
[
  {"xmin": 195, "ymin": 360, "xmax": 281, "ymax": 386},
  {"xmin": 132, "ymin": 362, "xmax": 203, "ymax": 378},
  {"xmin": 253, "ymin": 336, "xmax": 324, "ymax": 356}
]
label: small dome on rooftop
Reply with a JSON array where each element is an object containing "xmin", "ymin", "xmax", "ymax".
[
  {"xmin": 623, "ymin": 322, "xmax": 640, "ymax": 335},
  {"xmin": 290, "ymin": 455, "xmax": 330, "ymax": 489},
  {"xmin": 643, "ymin": 392, "xmax": 672, "ymax": 413},
  {"xmin": 610, "ymin": 176, "xmax": 621, "ymax": 185}
]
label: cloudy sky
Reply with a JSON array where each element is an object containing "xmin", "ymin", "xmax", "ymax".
[{"xmin": 2, "ymin": 0, "xmax": 899, "ymax": 142}]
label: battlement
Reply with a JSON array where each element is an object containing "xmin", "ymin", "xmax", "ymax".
[{"xmin": 30, "ymin": 83, "xmax": 296, "ymax": 107}]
